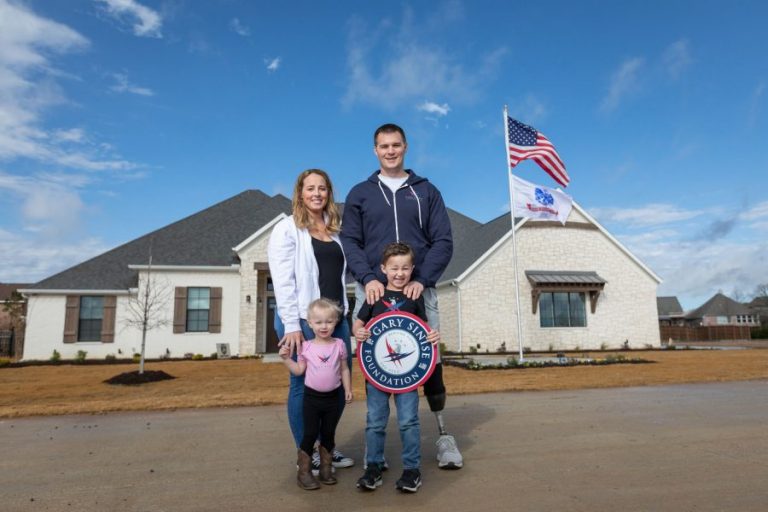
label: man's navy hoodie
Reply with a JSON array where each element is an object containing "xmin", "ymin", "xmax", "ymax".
[{"xmin": 341, "ymin": 170, "xmax": 453, "ymax": 288}]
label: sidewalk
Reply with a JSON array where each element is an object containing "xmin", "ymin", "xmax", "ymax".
[{"xmin": 2, "ymin": 381, "xmax": 767, "ymax": 511}]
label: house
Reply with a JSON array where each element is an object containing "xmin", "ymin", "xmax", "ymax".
[
  {"xmin": 684, "ymin": 293, "xmax": 760, "ymax": 327},
  {"xmin": 20, "ymin": 190, "xmax": 662, "ymax": 360},
  {"xmin": 746, "ymin": 297, "xmax": 768, "ymax": 328},
  {"xmin": 436, "ymin": 203, "xmax": 661, "ymax": 353},
  {"xmin": 657, "ymin": 296, "xmax": 686, "ymax": 326}
]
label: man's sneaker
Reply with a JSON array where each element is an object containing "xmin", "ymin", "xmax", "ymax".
[
  {"xmin": 395, "ymin": 469, "xmax": 422, "ymax": 493},
  {"xmin": 331, "ymin": 449, "xmax": 354, "ymax": 468},
  {"xmin": 436, "ymin": 434, "xmax": 463, "ymax": 469},
  {"xmin": 311, "ymin": 450, "xmax": 336, "ymax": 476},
  {"xmin": 356, "ymin": 465, "xmax": 383, "ymax": 491}
]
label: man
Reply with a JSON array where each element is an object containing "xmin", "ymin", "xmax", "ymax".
[{"xmin": 341, "ymin": 123, "xmax": 463, "ymax": 470}]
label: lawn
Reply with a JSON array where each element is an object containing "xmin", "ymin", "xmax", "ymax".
[{"xmin": 1, "ymin": 348, "xmax": 767, "ymax": 418}]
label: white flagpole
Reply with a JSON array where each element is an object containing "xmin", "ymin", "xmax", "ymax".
[{"xmin": 503, "ymin": 106, "xmax": 525, "ymax": 362}]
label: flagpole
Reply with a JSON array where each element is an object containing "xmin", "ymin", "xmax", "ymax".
[{"xmin": 503, "ymin": 105, "xmax": 525, "ymax": 362}]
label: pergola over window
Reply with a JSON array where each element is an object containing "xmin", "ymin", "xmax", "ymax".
[{"xmin": 526, "ymin": 270, "xmax": 607, "ymax": 316}]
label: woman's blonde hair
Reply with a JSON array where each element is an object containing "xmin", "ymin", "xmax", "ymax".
[{"xmin": 292, "ymin": 169, "xmax": 341, "ymax": 233}]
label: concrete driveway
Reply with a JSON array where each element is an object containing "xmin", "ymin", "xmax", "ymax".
[{"xmin": 2, "ymin": 381, "xmax": 767, "ymax": 511}]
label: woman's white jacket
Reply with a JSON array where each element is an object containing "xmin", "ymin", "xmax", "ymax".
[{"xmin": 267, "ymin": 215, "xmax": 348, "ymax": 334}]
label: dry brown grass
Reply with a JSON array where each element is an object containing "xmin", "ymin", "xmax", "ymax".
[{"xmin": 2, "ymin": 349, "xmax": 767, "ymax": 418}]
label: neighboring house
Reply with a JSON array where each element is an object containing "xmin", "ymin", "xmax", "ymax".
[
  {"xmin": 657, "ymin": 296, "xmax": 686, "ymax": 326},
  {"xmin": 684, "ymin": 293, "xmax": 760, "ymax": 327},
  {"xmin": 436, "ymin": 202, "xmax": 661, "ymax": 353},
  {"xmin": 21, "ymin": 190, "xmax": 662, "ymax": 360},
  {"xmin": 746, "ymin": 297, "xmax": 768, "ymax": 328}
]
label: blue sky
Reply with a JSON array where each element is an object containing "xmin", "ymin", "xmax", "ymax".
[{"xmin": 1, "ymin": 0, "xmax": 766, "ymax": 310}]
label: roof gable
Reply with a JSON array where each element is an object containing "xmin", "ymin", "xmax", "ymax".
[{"xmin": 441, "ymin": 201, "xmax": 661, "ymax": 285}]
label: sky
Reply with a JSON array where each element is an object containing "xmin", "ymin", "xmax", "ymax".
[{"xmin": 0, "ymin": 0, "xmax": 766, "ymax": 311}]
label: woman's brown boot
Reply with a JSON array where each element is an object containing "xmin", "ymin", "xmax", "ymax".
[
  {"xmin": 317, "ymin": 446, "xmax": 337, "ymax": 485},
  {"xmin": 296, "ymin": 450, "xmax": 320, "ymax": 490}
]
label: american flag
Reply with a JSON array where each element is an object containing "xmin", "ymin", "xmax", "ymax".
[{"xmin": 507, "ymin": 116, "xmax": 569, "ymax": 187}]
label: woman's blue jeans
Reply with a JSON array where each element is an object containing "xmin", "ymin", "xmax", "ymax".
[{"xmin": 274, "ymin": 314, "xmax": 352, "ymax": 448}]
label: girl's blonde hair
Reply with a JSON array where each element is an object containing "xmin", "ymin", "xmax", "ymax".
[
  {"xmin": 292, "ymin": 169, "xmax": 341, "ymax": 233},
  {"xmin": 307, "ymin": 297, "xmax": 343, "ymax": 323}
]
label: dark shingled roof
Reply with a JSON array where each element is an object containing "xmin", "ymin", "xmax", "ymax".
[
  {"xmin": 29, "ymin": 191, "xmax": 291, "ymax": 290},
  {"xmin": 26, "ymin": 189, "xmax": 522, "ymax": 291},
  {"xmin": 685, "ymin": 292, "xmax": 752, "ymax": 319},
  {"xmin": 657, "ymin": 296, "xmax": 684, "ymax": 316},
  {"xmin": 439, "ymin": 213, "xmax": 517, "ymax": 282}
]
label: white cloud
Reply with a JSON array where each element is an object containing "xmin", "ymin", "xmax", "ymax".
[
  {"xmin": 52, "ymin": 128, "xmax": 86, "ymax": 143},
  {"xmin": 110, "ymin": 72, "xmax": 154, "ymax": 96},
  {"xmin": 265, "ymin": 57, "xmax": 281, "ymax": 72},
  {"xmin": 591, "ymin": 200, "xmax": 768, "ymax": 309},
  {"xmin": 95, "ymin": 0, "xmax": 162, "ymax": 38},
  {"xmin": 662, "ymin": 39, "xmax": 692, "ymax": 79},
  {"xmin": 230, "ymin": 18, "xmax": 250, "ymax": 37},
  {"xmin": 0, "ymin": 0, "xmax": 137, "ymax": 171},
  {"xmin": 590, "ymin": 203, "xmax": 708, "ymax": 228},
  {"xmin": 742, "ymin": 200, "xmax": 768, "ymax": 221},
  {"xmin": 0, "ymin": 172, "xmax": 87, "ymax": 237},
  {"xmin": 0, "ymin": 229, "xmax": 108, "ymax": 283},
  {"xmin": 343, "ymin": 11, "xmax": 506, "ymax": 108},
  {"xmin": 600, "ymin": 57, "xmax": 644, "ymax": 112},
  {"xmin": 417, "ymin": 101, "xmax": 450, "ymax": 117}
]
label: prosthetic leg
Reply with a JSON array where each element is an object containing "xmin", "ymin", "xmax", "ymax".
[{"xmin": 424, "ymin": 363, "xmax": 463, "ymax": 469}]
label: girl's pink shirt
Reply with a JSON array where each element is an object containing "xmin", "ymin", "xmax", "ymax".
[{"xmin": 298, "ymin": 338, "xmax": 347, "ymax": 392}]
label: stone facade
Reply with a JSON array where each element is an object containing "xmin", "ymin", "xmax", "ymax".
[
  {"xmin": 437, "ymin": 207, "xmax": 660, "ymax": 353},
  {"xmin": 235, "ymin": 231, "xmax": 271, "ymax": 355}
]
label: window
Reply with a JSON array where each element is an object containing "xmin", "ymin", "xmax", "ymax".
[
  {"xmin": 539, "ymin": 292, "xmax": 586, "ymax": 328},
  {"xmin": 78, "ymin": 296, "xmax": 104, "ymax": 341},
  {"xmin": 716, "ymin": 316, "xmax": 728, "ymax": 325},
  {"xmin": 186, "ymin": 287, "xmax": 210, "ymax": 332}
]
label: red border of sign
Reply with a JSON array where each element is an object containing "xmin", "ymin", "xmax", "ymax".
[{"xmin": 356, "ymin": 310, "xmax": 437, "ymax": 394}]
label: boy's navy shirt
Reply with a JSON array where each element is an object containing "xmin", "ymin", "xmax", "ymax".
[
  {"xmin": 341, "ymin": 170, "xmax": 453, "ymax": 289},
  {"xmin": 357, "ymin": 290, "xmax": 428, "ymax": 325}
]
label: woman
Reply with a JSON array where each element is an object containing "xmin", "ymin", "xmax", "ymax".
[{"xmin": 268, "ymin": 168, "xmax": 354, "ymax": 471}]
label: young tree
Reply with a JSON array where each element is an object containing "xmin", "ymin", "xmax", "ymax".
[{"xmin": 123, "ymin": 251, "xmax": 171, "ymax": 374}]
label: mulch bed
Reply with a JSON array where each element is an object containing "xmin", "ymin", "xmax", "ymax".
[{"xmin": 103, "ymin": 370, "xmax": 176, "ymax": 386}]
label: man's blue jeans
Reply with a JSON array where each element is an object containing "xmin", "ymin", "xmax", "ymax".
[
  {"xmin": 274, "ymin": 314, "xmax": 352, "ymax": 448},
  {"xmin": 365, "ymin": 382, "xmax": 421, "ymax": 470}
]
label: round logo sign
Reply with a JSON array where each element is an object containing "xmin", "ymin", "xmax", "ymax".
[{"xmin": 357, "ymin": 311, "xmax": 437, "ymax": 394}]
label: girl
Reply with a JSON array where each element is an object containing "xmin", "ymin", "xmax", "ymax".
[{"xmin": 279, "ymin": 298, "xmax": 353, "ymax": 490}]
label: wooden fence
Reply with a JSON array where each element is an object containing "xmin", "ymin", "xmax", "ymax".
[{"xmin": 660, "ymin": 325, "xmax": 752, "ymax": 342}]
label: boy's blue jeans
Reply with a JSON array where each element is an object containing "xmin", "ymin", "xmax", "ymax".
[
  {"xmin": 365, "ymin": 382, "xmax": 421, "ymax": 470},
  {"xmin": 274, "ymin": 314, "xmax": 352, "ymax": 448}
]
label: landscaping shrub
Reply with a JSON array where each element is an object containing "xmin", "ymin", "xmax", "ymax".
[
  {"xmin": 50, "ymin": 350, "xmax": 61, "ymax": 363},
  {"xmin": 74, "ymin": 350, "xmax": 87, "ymax": 364}
]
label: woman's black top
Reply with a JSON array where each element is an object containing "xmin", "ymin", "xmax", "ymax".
[{"xmin": 311, "ymin": 237, "xmax": 344, "ymax": 307}]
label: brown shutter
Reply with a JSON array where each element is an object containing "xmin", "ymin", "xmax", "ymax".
[
  {"xmin": 173, "ymin": 287, "xmax": 187, "ymax": 333},
  {"xmin": 100, "ymin": 296, "xmax": 117, "ymax": 343},
  {"xmin": 63, "ymin": 295, "xmax": 79, "ymax": 343},
  {"xmin": 209, "ymin": 287, "xmax": 222, "ymax": 333}
]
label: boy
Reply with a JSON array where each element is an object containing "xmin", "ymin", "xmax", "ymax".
[{"xmin": 353, "ymin": 242, "xmax": 440, "ymax": 493}]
